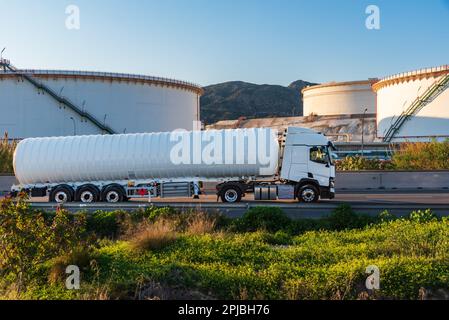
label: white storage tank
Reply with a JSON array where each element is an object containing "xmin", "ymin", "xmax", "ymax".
[
  {"xmin": 0, "ymin": 69, "xmax": 203, "ymax": 139},
  {"xmin": 302, "ymin": 80, "xmax": 377, "ymax": 116},
  {"xmin": 13, "ymin": 128, "xmax": 280, "ymax": 186},
  {"xmin": 374, "ymin": 65, "xmax": 449, "ymax": 142}
]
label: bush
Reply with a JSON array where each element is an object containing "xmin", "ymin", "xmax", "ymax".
[
  {"xmin": 409, "ymin": 209, "xmax": 437, "ymax": 223},
  {"xmin": 0, "ymin": 197, "xmax": 88, "ymax": 290},
  {"xmin": 392, "ymin": 140, "xmax": 449, "ymax": 170},
  {"xmin": 336, "ymin": 140, "xmax": 449, "ymax": 171},
  {"xmin": 326, "ymin": 205, "xmax": 375, "ymax": 230},
  {"xmin": 0, "ymin": 134, "xmax": 16, "ymax": 174},
  {"xmin": 86, "ymin": 210, "xmax": 129, "ymax": 239},
  {"xmin": 233, "ymin": 207, "xmax": 292, "ymax": 233},
  {"xmin": 336, "ymin": 156, "xmax": 393, "ymax": 171}
]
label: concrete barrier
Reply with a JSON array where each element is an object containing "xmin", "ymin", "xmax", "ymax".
[{"xmin": 336, "ymin": 171, "xmax": 449, "ymax": 191}]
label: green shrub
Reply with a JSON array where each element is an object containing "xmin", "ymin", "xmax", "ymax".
[
  {"xmin": 377, "ymin": 210, "xmax": 396, "ymax": 222},
  {"xmin": 135, "ymin": 206, "xmax": 177, "ymax": 222},
  {"xmin": 336, "ymin": 156, "xmax": 393, "ymax": 171},
  {"xmin": 86, "ymin": 210, "xmax": 129, "ymax": 238},
  {"xmin": 233, "ymin": 207, "xmax": 292, "ymax": 233},
  {"xmin": 326, "ymin": 204, "xmax": 374, "ymax": 230},
  {"xmin": 409, "ymin": 209, "xmax": 437, "ymax": 223},
  {"xmin": 0, "ymin": 197, "xmax": 88, "ymax": 290},
  {"xmin": 336, "ymin": 140, "xmax": 449, "ymax": 171},
  {"xmin": 392, "ymin": 140, "xmax": 449, "ymax": 170}
]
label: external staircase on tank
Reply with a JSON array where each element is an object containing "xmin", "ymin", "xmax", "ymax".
[
  {"xmin": 383, "ymin": 72, "xmax": 449, "ymax": 143},
  {"xmin": 0, "ymin": 59, "xmax": 116, "ymax": 134}
]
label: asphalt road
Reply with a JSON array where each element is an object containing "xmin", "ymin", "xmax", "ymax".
[{"xmin": 23, "ymin": 192, "xmax": 449, "ymax": 219}]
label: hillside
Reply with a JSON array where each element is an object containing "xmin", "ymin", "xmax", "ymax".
[{"xmin": 200, "ymin": 80, "xmax": 317, "ymax": 124}]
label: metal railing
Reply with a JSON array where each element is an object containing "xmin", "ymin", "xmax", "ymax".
[
  {"xmin": 383, "ymin": 72, "xmax": 449, "ymax": 142},
  {"xmin": 0, "ymin": 69, "xmax": 203, "ymax": 92},
  {"xmin": 0, "ymin": 61, "xmax": 116, "ymax": 134},
  {"xmin": 379, "ymin": 65, "xmax": 449, "ymax": 83}
]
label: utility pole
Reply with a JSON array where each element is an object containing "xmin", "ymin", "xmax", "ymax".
[{"xmin": 361, "ymin": 108, "xmax": 368, "ymax": 157}]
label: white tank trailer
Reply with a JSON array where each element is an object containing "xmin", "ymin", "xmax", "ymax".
[{"xmin": 11, "ymin": 127, "xmax": 336, "ymax": 203}]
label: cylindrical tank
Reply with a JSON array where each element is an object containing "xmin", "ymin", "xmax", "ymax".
[
  {"xmin": 0, "ymin": 70, "xmax": 203, "ymax": 139},
  {"xmin": 13, "ymin": 128, "xmax": 280, "ymax": 185},
  {"xmin": 374, "ymin": 65, "xmax": 449, "ymax": 142},
  {"xmin": 302, "ymin": 80, "xmax": 377, "ymax": 116}
]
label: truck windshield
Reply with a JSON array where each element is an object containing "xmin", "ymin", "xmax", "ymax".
[{"xmin": 310, "ymin": 146, "xmax": 332, "ymax": 165}]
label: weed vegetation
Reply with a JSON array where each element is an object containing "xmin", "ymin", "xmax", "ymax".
[
  {"xmin": 0, "ymin": 196, "xmax": 448, "ymax": 300},
  {"xmin": 336, "ymin": 139, "xmax": 449, "ymax": 171}
]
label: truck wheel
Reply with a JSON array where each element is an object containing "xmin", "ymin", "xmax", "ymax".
[
  {"xmin": 220, "ymin": 186, "xmax": 242, "ymax": 203},
  {"xmin": 76, "ymin": 185, "xmax": 100, "ymax": 203},
  {"xmin": 50, "ymin": 185, "xmax": 74, "ymax": 203},
  {"xmin": 298, "ymin": 185, "xmax": 319, "ymax": 203},
  {"xmin": 102, "ymin": 185, "xmax": 125, "ymax": 203}
]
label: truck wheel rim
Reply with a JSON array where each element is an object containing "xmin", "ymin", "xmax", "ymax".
[
  {"xmin": 224, "ymin": 190, "xmax": 238, "ymax": 202},
  {"xmin": 301, "ymin": 189, "xmax": 315, "ymax": 202},
  {"xmin": 81, "ymin": 191, "xmax": 94, "ymax": 203},
  {"xmin": 55, "ymin": 191, "xmax": 68, "ymax": 203},
  {"xmin": 106, "ymin": 191, "xmax": 120, "ymax": 203}
]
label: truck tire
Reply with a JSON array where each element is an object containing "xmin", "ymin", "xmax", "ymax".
[
  {"xmin": 76, "ymin": 185, "xmax": 100, "ymax": 203},
  {"xmin": 102, "ymin": 185, "xmax": 125, "ymax": 203},
  {"xmin": 297, "ymin": 185, "xmax": 319, "ymax": 203},
  {"xmin": 50, "ymin": 185, "xmax": 74, "ymax": 203},
  {"xmin": 220, "ymin": 186, "xmax": 242, "ymax": 203}
]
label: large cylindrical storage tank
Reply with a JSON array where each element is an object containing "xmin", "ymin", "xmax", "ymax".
[
  {"xmin": 302, "ymin": 80, "xmax": 377, "ymax": 116},
  {"xmin": 374, "ymin": 65, "xmax": 449, "ymax": 142},
  {"xmin": 13, "ymin": 128, "xmax": 279, "ymax": 185},
  {"xmin": 0, "ymin": 70, "xmax": 203, "ymax": 139}
]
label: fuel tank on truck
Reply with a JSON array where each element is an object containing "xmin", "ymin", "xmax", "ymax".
[{"xmin": 13, "ymin": 128, "xmax": 280, "ymax": 185}]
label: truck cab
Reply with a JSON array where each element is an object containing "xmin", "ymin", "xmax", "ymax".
[{"xmin": 280, "ymin": 127, "xmax": 336, "ymax": 202}]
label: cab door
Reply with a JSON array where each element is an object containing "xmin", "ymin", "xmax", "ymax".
[{"xmin": 308, "ymin": 146, "xmax": 332, "ymax": 188}]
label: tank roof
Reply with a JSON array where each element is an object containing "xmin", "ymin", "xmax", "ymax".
[
  {"xmin": 373, "ymin": 65, "xmax": 449, "ymax": 92},
  {"xmin": 0, "ymin": 69, "xmax": 204, "ymax": 95},
  {"xmin": 301, "ymin": 79, "xmax": 378, "ymax": 94}
]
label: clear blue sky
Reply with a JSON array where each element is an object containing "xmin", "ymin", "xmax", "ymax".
[{"xmin": 1, "ymin": 0, "xmax": 448, "ymax": 86}]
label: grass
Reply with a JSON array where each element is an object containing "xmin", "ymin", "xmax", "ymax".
[
  {"xmin": 128, "ymin": 219, "xmax": 179, "ymax": 252},
  {"xmin": 86, "ymin": 218, "xmax": 448, "ymax": 300},
  {"xmin": 1, "ymin": 199, "xmax": 448, "ymax": 300},
  {"xmin": 0, "ymin": 133, "xmax": 16, "ymax": 174}
]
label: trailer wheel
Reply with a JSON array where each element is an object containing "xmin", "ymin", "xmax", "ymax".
[
  {"xmin": 76, "ymin": 185, "xmax": 100, "ymax": 203},
  {"xmin": 50, "ymin": 185, "xmax": 74, "ymax": 203},
  {"xmin": 220, "ymin": 186, "xmax": 242, "ymax": 203},
  {"xmin": 297, "ymin": 185, "xmax": 319, "ymax": 203},
  {"xmin": 102, "ymin": 185, "xmax": 125, "ymax": 203}
]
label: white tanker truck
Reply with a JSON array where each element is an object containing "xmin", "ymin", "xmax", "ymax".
[{"xmin": 11, "ymin": 127, "xmax": 336, "ymax": 203}]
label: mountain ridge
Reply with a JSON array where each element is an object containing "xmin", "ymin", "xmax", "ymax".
[{"xmin": 200, "ymin": 80, "xmax": 318, "ymax": 124}]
